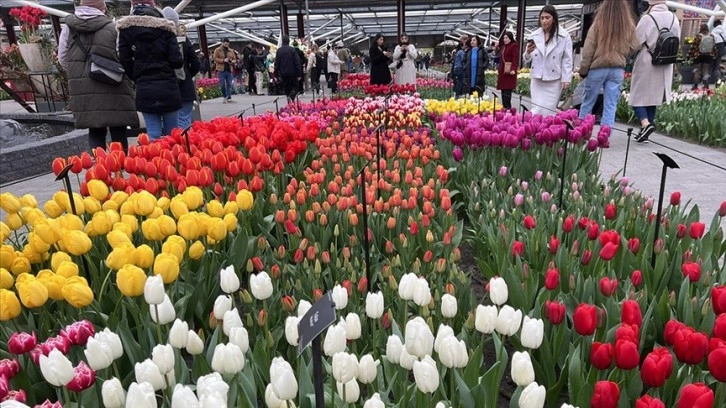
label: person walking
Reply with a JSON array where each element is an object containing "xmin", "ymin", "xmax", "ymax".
[
  {"xmin": 243, "ymin": 43, "xmax": 257, "ymax": 95},
  {"xmin": 213, "ymin": 38, "xmax": 237, "ymax": 103},
  {"xmin": 630, "ymin": 0, "xmax": 680, "ymax": 143},
  {"xmin": 369, "ymin": 33, "xmax": 393, "ymax": 86},
  {"xmin": 58, "ymin": 0, "xmax": 138, "ymax": 153},
  {"xmin": 294, "ymin": 41, "xmax": 308, "ymax": 94},
  {"xmin": 523, "ymin": 5, "xmax": 573, "ymax": 116},
  {"xmin": 577, "ymin": 0, "xmax": 638, "ymax": 127},
  {"xmin": 462, "ymin": 35, "xmax": 489, "ymax": 96},
  {"xmin": 688, "ymin": 24, "xmax": 716, "ymax": 90},
  {"xmin": 496, "ymin": 32, "xmax": 519, "ymax": 109},
  {"xmin": 453, "ymin": 34, "xmax": 468, "ymax": 97},
  {"xmin": 392, "ymin": 33, "xmax": 418, "ymax": 86},
  {"xmin": 327, "ymin": 43, "xmax": 342, "ymax": 94},
  {"xmin": 161, "ymin": 7, "xmax": 199, "ymax": 130},
  {"xmin": 712, "ymin": 20, "xmax": 725, "ymax": 82},
  {"xmin": 308, "ymin": 44, "xmax": 321, "ymax": 95},
  {"xmin": 117, "ymin": 0, "xmax": 183, "ymax": 140},
  {"xmin": 254, "ymin": 46, "xmax": 267, "ymax": 95},
  {"xmin": 198, "ymin": 52, "xmax": 210, "ymax": 78},
  {"xmin": 338, "ymin": 43, "xmax": 350, "ymax": 80},
  {"xmin": 275, "ymin": 35, "xmax": 303, "ymax": 102}
]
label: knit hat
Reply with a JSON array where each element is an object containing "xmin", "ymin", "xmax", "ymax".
[
  {"xmin": 130, "ymin": 0, "xmax": 156, "ymax": 6},
  {"xmin": 161, "ymin": 7, "xmax": 179, "ymax": 25},
  {"xmin": 80, "ymin": 0, "xmax": 107, "ymax": 12}
]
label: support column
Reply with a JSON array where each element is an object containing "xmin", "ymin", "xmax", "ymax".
[
  {"xmin": 516, "ymin": 0, "xmax": 527, "ymax": 66},
  {"xmin": 397, "ymin": 0, "xmax": 405, "ymax": 38},
  {"xmin": 340, "ymin": 13, "xmax": 344, "ymax": 44},
  {"xmin": 499, "ymin": 4, "xmax": 508, "ymax": 36},
  {"xmin": 279, "ymin": 2, "xmax": 289, "ymax": 36},
  {"xmin": 197, "ymin": 22, "xmax": 211, "ymax": 78},
  {"xmin": 297, "ymin": 12, "xmax": 304, "ymax": 39},
  {"xmin": 2, "ymin": 13, "xmax": 18, "ymax": 45},
  {"xmin": 51, "ymin": 15, "xmax": 62, "ymax": 43}
]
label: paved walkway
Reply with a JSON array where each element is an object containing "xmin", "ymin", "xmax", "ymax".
[{"xmin": 1, "ymin": 89, "xmax": 724, "ymax": 224}]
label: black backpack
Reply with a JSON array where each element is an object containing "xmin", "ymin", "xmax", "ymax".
[{"xmin": 646, "ymin": 14, "xmax": 679, "ymax": 65}]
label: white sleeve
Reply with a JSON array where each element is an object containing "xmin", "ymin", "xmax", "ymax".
[
  {"xmin": 392, "ymin": 46, "xmax": 402, "ymax": 60},
  {"xmin": 408, "ymin": 44, "xmax": 418, "ymax": 59},
  {"xmin": 58, "ymin": 25, "xmax": 70, "ymax": 70},
  {"xmin": 561, "ymin": 35, "xmax": 573, "ymax": 83}
]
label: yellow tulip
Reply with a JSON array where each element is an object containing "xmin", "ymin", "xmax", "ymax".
[
  {"xmin": 51, "ymin": 252, "xmax": 72, "ymax": 272},
  {"xmin": 34, "ymin": 219, "xmax": 61, "ymax": 245},
  {"xmin": 170, "ymin": 198, "xmax": 189, "ymax": 219},
  {"xmin": 54, "ymin": 192, "xmax": 85, "ymax": 215},
  {"xmin": 0, "ymin": 192, "xmax": 21, "ymax": 213},
  {"xmin": 0, "ymin": 246, "xmax": 16, "ymax": 271},
  {"xmin": 236, "ymin": 189, "xmax": 254, "ymax": 211},
  {"xmin": 157, "ymin": 215, "xmax": 177, "ymax": 237},
  {"xmin": 182, "ymin": 187, "xmax": 204, "ymax": 210},
  {"xmin": 21, "ymin": 207, "xmax": 44, "ymax": 225},
  {"xmin": 104, "ymin": 209, "xmax": 121, "ymax": 225},
  {"xmin": 223, "ymin": 201, "xmax": 238, "ymax": 215},
  {"xmin": 62, "ymin": 277, "xmax": 94, "ymax": 308},
  {"xmin": 105, "ymin": 244, "xmax": 136, "ymax": 270},
  {"xmin": 37, "ymin": 270, "xmax": 66, "ymax": 300},
  {"xmin": 10, "ymin": 255, "xmax": 31, "ymax": 276},
  {"xmin": 21, "ymin": 245, "xmax": 43, "ymax": 264},
  {"xmin": 196, "ymin": 213, "xmax": 210, "ymax": 236},
  {"xmin": 119, "ymin": 199, "xmax": 134, "ymax": 216},
  {"xmin": 177, "ymin": 214, "xmax": 200, "ymax": 241},
  {"xmin": 83, "ymin": 197, "xmax": 102, "ymax": 215},
  {"xmin": 58, "ymin": 214, "xmax": 84, "ymax": 231},
  {"xmin": 161, "ymin": 241, "xmax": 184, "ymax": 264},
  {"xmin": 134, "ymin": 191, "xmax": 157, "ymax": 216},
  {"xmin": 87, "ymin": 180, "xmax": 109, "ymax": 201},
  {"xmin": 91, "ymin": 211, "xmax": 112, "ymax": 235},
  {"xmin": 107, "ymin": 229, "xmax": 132, "ymax": 248},
  {"xmin": 19, "ymin": 194, "xmax": 38, "ymax": 208},
  {"xmin": 6, "ymin": 213, "xmax": 23, "ymax": 230},
  {"xmin": 0, "ymin": 289, "xmax": 21, "ymax": 320},
  {"xmin": 207, "ymin": 218, "xmax": 227, "ymax": 242},
  {"xmin": 102, "ymin": 199, "xmax": 119, "ymax": 212},
  {"xmin": 16, "ymin": 275, "xmax": 48, "ymax": 308},
  {"xmin": 28, "ymin": 232, "xmax": 51, "ymax": 254},
  {"xmin": 188, "ymin": 241, "xmax": 204, "ymax": 260},
  {"xmin": 134, "ymin": 245, "xmax": 154, "ymax": 269},
  {"xmin": 153, "ymin": 253, "xmax": 180, "ymax": 284},
  {"xmin": 0, "ymin": 268, "xmax": 14, "ymax": 290},
  {"xmin": 207, "ymin": 200, "xmax": 225, "ymax": 218},
  {"xmin": 157, "ymin": 196, "xmax": 171, "ymax": 212},
  {"xmin": 141, "ymin": 219, "xmax": 164, "ymax": 241},
  {"xmin": 0, "ymin": 222, "xmax": 10, "ymax": 242},
  {"xmin": 149, "ymin": 207, "xmax": 164, "ymax": 219},
  {"xmin": 62, "ymin": 230, "xmax": 93, "ymax": 256},
  {"xmin": 110, "ymin": 191, "xmax": 129, "ymax": 206},
  {"xmin": 121, "ymin": 214, "xmax": 139, "ymax": 232},
  {"xmin": 116, "ymin": 264, "xmax": 147, "ymax": 297},
  {"xmin": 44, "ymin": 199, "xmax": 64, "ymax": 218},
  {"xmin": 223, "ymin": 213, "xmax": 238, "ymax": 232},
  {"xmin": 56, "ymin": 261, "xmax": 79, "ymax": 278}
]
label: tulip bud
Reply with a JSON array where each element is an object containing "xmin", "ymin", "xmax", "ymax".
[
  {"xmin": 168, "ymin": 319, "xmax": 189, "ymax": 349},
  {"xmin": 282, "ymin": 296, "xmax": 296, "ymax": 313},
  {"xmin": 241, "ymin": 289, "xmax": 253, "ymax": 304},
  {"xmin": 257, "ymin": 309, "xmax": 267, "ymax": 327}
]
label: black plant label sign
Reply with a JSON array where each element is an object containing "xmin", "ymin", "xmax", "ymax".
[{"xmin": 297, "ymin": 292, "xmax": 337, "ymax": 356}]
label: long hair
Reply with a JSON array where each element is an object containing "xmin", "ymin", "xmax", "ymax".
[
  {"xmin": 501, "ymin": 31, "xmax": 516, "ymax": 45},
  {"xmin": 540, "ymin": 5, "xmax": 559, "ymax": 43},
  {"xmin": 590, "ymin": 0, "xmax": 636, "ymax": 57}
]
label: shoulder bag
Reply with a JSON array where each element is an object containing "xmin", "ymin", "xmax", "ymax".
[{"xmin": 72, "ymin": 22, "xmax": 125, "ymax": 86}]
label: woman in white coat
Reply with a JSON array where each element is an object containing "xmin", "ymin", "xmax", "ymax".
[
  {"xmin": 630, "ymin": 0, "xmax": 680, "ymax": 143},
  {"xmin": 392, "ymin": 33, "xmax": 418, "ymax": 86},
  {"xmin": 327, "ymin": 42, "xmax": 343, "ymax": 94},
  {"xmin": 523, "ymin": 5, "xmax": 573, "ymax": 116}
]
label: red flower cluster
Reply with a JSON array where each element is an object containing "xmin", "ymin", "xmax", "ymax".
[
  {"xmin": 9, "ymin": 6, "xmax": 47, "ymax": 29},
  {"xmin": 364, "ymin": 83, "xmax": 416, "ymax": 96}
]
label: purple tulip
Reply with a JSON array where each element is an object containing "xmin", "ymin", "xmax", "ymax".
[
  {"xmin": 452, "ymin": 147, "xmax": 464, "ymax": 162},
  {"xmin": 514, "ymin": 193, "xmax": 524, "ymax": 207},
  {"xmin": 541, "ymin": 192, "xmax": 551, "ymax": 202},
  {"xmin": 534, "ymin": 171, "xmax": 543, "ymax": 181},
  {"xmin": 499, "ymin": 166, "xmax": 508, "ymax": 177}
]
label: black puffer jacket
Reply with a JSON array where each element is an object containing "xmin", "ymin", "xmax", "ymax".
[
  {"xmin": 274, "ymin": 44, "xmax": 302, "ymax": 77},
  {"xmin": 117, "ymin": 7, "xmax": 183, "ymax": 113}
]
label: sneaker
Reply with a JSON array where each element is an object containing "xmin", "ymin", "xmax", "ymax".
[
  {"xmin": 222, "ymin": 100, "xmax": 227, "ymax": 104},
  {"xmin": 635, "ymin": 124, "xmax": 655, "ymax": 143},
  {"xmin": 227, "ymin": 98, "xmax": 237, "ymax": 103}
]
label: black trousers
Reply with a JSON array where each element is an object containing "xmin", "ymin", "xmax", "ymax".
[
  {"xmin": 246, "ymin": 71, "xmax": 257, "ymax": 94},
  {"xmin": 501, "ymin": 89, "xmax": 513, "ymax": 109},
  {"xmin": 328, "ymin": 72, "xmax": 339, "ymax": 93},
  {"xmin": 281, "ymin": 75, "xmax": 299, "ymax": 100},
  {"xmin": 311, "ymin": 68, "xmax": 321, "ymax": 92},
  {"xmin": 89, "ymin": 126, "xmax": 127, "ymax": 153}
]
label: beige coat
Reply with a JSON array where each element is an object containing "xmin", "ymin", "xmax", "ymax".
[{"xmin": 629, "ymin": 5, "xmax": 681, "ymax": 107}]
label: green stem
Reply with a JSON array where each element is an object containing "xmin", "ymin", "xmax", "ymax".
[
  {"xmin": 716, "ymin": 381, "xmax": 726, "ymax": 407},
  {"xmin": 416, "ymin": 390, "xmax": 424, "ymax": 408},
  {"xmin": 77, "ymin": 389, "xmax": 82, "ymax": 408},
  {"xmin": 154, "ymin": 305, "xmax": 163, "ymax": 344},
  {"xmin": 450, "ymin": 368, "xmax": 456, "ymax": 407},
  {"xmin": 62, "ymin": 386, "xmax": 72, "ymax": 407},
  {"xmin": 330, "ymin": 374, "xmax": 336, "ymax": 406}
]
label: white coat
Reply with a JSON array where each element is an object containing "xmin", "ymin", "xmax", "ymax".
[
  {"xmin": 629, "ymin": 5, "xmax": 681, "ymax": 107},
  {"xmin": 392, "ymin": 44, "xmax": 418, "ymax": 85},
  {"xmin": 523, "ymin": 26, "xmax": 573, "ymax": 83},
  {"xmin": 327, "ymin": 49, "xmax": 341, "ymax": 74}
]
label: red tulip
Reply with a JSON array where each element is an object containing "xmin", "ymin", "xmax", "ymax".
[
  {"xmin": 544, "ymin": 300, "xmax": 566, "ymax": 325},
  {"xmin": 664, "ymin": 319, "xmax": 686, "ymax": 346},
  {"xmin": 357, "ymin": 277, "xmax": 368, "ymax": 294},
  {"xmin": 544, "ymin": 267, "xmax": 559, "ymax": 290},
  {"xmin": 628, "ymin": 238, "xmax": 640, "ymax": 254},
  {"xmin": 409, "ymin": 221, "xmax": 419, "ymax": 235},
  {"xmin": 590, "ymin": 341, "xmax": 613, "ymax": 370},
  {"xmin": 588, "ymin": 223, "xmax": 600, "ymax": 240},
  {"xmin": 293, "ymin": 248, "xmax": 304, "ymax": 263},
  {"xmin": 670, "ymin": 191, "xmax": 681, "ymax": 206},
  {"xmin": 621, "ymin": 300, "xmax": 642, "ymax": 327},
  {"xmin": 641, "ymin": 347, "xmax": 673, "ymax": 387},
  {"xmin": 707, "ymin": 344, "xmax": 726, "ymax": 382},
  {"xmin": 0, "ymin": 359, "xmax": 20, "ymax": 379},
  {"xmin": 578, "ymin": 217, "xmax": 590, "ymax": 230},
  {"xmin": 604, "ymin": 204, "xmax": 616, "ymax": 220},
  {"xmin": 614, "ymin": 339, "xmax": 639, "ymax": 370},
  {"xmin": 714, "ymin": 313, "xmax": 726, "ymax": 341},
  {"xmin": 523, "ymin": 215, "xmax": 536, "ymax": 230},
  {"xmin": 66, "ymin": 361, "xmax": 96, "ymax": 392},
  {"xmin": 676, "ymin": 223, "xmax": 687, "ymax": 238},
  {"xmin": 7, "ymin": 332, "xmax": 37, "ymax": 355},
  {"xmin": 720, "ymin": 200, "xmax": 726, "ymax": 217},
  {"xmin": 591, "ymin": 381, "xmax": 619, "ymax": 408},
  {"xmin": 689, "ymin": 222, "xmax": 706, "ymax": 239},
  {"xmin": 677, "ymin": 383, "xmax": 714, "ymax": 408},
  {"xmin": 3, "ymin": 389, "xmax": 26, "ymax": 402},
  {"xmin": 573, "ymin": 304, "xmax": 597, "ymax": 336},
  {"xmin": 281, "ymin": 296, "xmax": 296, "ymax": 313},
  {"xmin": 511, "ymin": 241, "xmax": 524, "ymax": 257},
  {"xmin": 713, "ymin": 286, "xmax": 726, "ymax": 315},
  {"xmin": 615, "ymin": 324, "xmax": 640, "ymax": 343},
  {"xmin": 636, "ymin": 395, "xmax": 666, "ymax": 408},
  {"xmin": 51, "ymin": 157, "xmax": 67, "ymax": 176},
  {"xmin": 672, "ymin": 327, "xmax": 709, "ymax": 364},
  {"xmin": 548, "ymin": 235, "xmax": 559, "ymax": 254},
  {"xmin": 630, "ymin": 270, "xmax": 643, "ymax": 287},
  {"xmin": 599, "ymin": 277, "xmax": 618, "ymax": 297},
  {"xmin": 599, "ymin": 242, "xmax": 619, "ymax": 261},
  {"xmin": 598, "ymin": 230, "xmax": 620, "ymax": 247},
  {"xmin": 40, "ymin": 336, "xmax": 71, "ymax": 356},
  {"xmin": 61, "ymin": 320, "xmax": 95, "ymax": 346},
  {"xmin": 562, "ymin": 215, "xmax": 575, "ymax": 233},
  {"xmin": 581, "ymin": 250, "xmax": 592, "ymax": 265},
  {"xmin": 313, "ymin": 288, "xmax": 323, "ymax": 301},
  {"xmin": 681, "ymin": 261, "xmax": 701, "ymax": 282},
  {"xmin": 341, "ymin": 280, "xmax": 353, "ymax": 296},
  {"xmin": 34, "ymin": 400, "xmax": 64, "ymax": 408}
]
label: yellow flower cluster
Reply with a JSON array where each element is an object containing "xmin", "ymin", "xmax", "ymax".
[{"xmin": 425, "ymin": 94, "xmax": 503, "ymax": 116}]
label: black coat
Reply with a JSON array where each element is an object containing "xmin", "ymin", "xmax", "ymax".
[
  {"xmin": 117, "ymin": 9, "xmax": 183, "ymax": 113},
  {"xmin": 243, "ymin": 46, "xmax": 256, "ymax": 73},
  {"xmin": 274, "ymin": 44, "xmax": 302, "ymax": 77},
  {"xmin": 369, "ymin": 45, "xmax": 392, "ymax": 85},
  {"xmin": 462, "ymin": 46, "xmax": 489, "ymax": 94},
  {"xmin": 178, "ymin": 37, "xmax": 200, "ymax": 102}
]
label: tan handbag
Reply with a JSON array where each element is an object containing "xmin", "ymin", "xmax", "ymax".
[{"xmin": 503, "ymin": 61, "xmax": 512, "ymax": 73}]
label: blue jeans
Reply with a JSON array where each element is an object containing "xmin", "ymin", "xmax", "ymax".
[
  {"xmin": 632, "ymin": 106, "xmax": 656, "ymax": 125},
  {"xmin": 578, "ymin": 68, "xmax": 623, "ymax": 126},
  {"xmin": 143, "ymin": 111, "xmax": 178, "ymax": 140},
  {"xmin": 218, "ymin": 70, "xmax": 233, "ymax": 100},
  {"xmin": 177, "ymin": 101, "xmax": 194, "ymax": 130}
]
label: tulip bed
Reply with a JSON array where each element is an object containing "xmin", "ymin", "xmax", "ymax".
[
  {"xmin": 338, "ymin": 74, "xmax": 451, "ymax": 101},
  {"xmin": 1, "ymin": 92, "xmax": 725, "ymax": 408}
]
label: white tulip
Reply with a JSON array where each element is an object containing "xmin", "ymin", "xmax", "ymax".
[
  {"xmin": 199, "ymin": 391, "xmax": 227, "ymax": 408},
  {"xmin": 222, "ymin": 309, "xmax": 243, "ymax": 336},
  {"xmin": 125, "ymin": 382, "xmax": 156, "ymax": 408},
  {"xmin": 213, "ymin": 295, "xmax": 232, "ymax": 320},
  {"xmin": 363, "ymin": 393, "xmax": 385, "ymax": 408},
  {"xmin": 561, "ymin": 404, "xmax": 578, "ymax": 408},
  {"xmin": 150, "ymin": 294, "xmax": 176, "ymax": 325},
  {"xmin": 135, "ymin": 359, "xmax": 165, "ymax": 391},
  {"xmin": 102, "ymin": 378, "xmax": 126, "ymax": 408},
  {"xmin": 365, "ymin": 292, "xmax": 384, "ymax": 319},
  {"xmin": 297, "ymin": 300, "xmax": 312, "ymax": 317},
  {"xmin": 186, "ymin": 330, "xmax": 204, "ymax": 355},
  {"xmin": 440, "ymin": 294, "xmax": 458, "ymax": 318},
  {"xmin": 250, "ymin": 271, "xmax": 273, "ymax": 300},
  {"xmin": 196, "ymin": 372, "xmax": 228, "ymax": 402},
  {"xmin": 332, "ymin": 352, "xmax": 359, "ymax": 383},
  {"xmin": 0, "ymin": 402, "xmax": 30, "ymax": 408},
  {"xmin": 169, "ymin": 319, "xmax": 189, "ymax": 349},
  {"xmin": 475, "ymin": 305, "xmax": 498, "ymax": 334},
  {"xmin": 323, "ymin": 322, "xmax": 347, "ymax": 356},
  {"xmin": 152, "ymin": 344, "xmax": 175, "ymax": 374},
  {"xmin": 386, "ymin": 335, "xmax": 403, "ymax": 364},
  {"xmin": 398, "ymin": 272, "xmax": 417, "ymax": 300},
  {"xmin": 332, "ymin": 284, "xmax": 348, "ymax": 310},
  {"xmin": 511, "ymin": 351, "xmax": 535, "ymax": 387},
  {"xmin": 405, "ymin": 316, "xmax": 434, "ymax": 358},
  {"xmin": 85, "ymin": 336, "xmax": 114, "ymax": 371},
  {"xmin": 399, "ymin": 345, "xmax": 418, "ymax": 370},
  {"xmin": 219, "ymin": 265, "xmax": 240, "ymax": 294},
  {"xmin": 269, "ymin": 357, "xmax": 298, "ymax": 400},
  {"xmin": 336, "ymin": 379, "xmax": 360, "ymax": 403},
  {"xmin": 434, "ymin": 324, "xmax": 455, "ymax": 354},
  {"xmin": 96, "ymin": 328, "xmax": 123, "ymax": 360},
  {"xmin": 520, "ymin": 317, "xmax": 544, "ymax": 349},
  {"xmin": 357, "ymin": 354, "xmax": 380, "ymax": 384},
  {"xmin": 144, "ymin": 275, "xmax": 165, "ymax": 305},
  {"xmin": 345, "ymin": 313, "xmax": 362, "ymax": 340},
  {"xmin": 211, "ymin": 343, "xmax": 245, "ymax": 375},
  {"xmin": 495, "ymin": 305, "xmax": 523, "ymax": 336},
  {"xmin": 438, "ymin": 336, "xmax": 468, "ymax": 368},
  {"xmin": 435, "ymin": 403, "xmax": 448, "ymax": 408},
  {"xmin": 413, "ymin": 355, "xmax": 439, "ymax": 394},
  {"xmin": 285, "ymin": 316, "xmax": 300, "ymax": 346},
  {"xmin": 39, "ymin": 349, "xmax": 74, "ymax": 387},
  {"xmin": 171, "ymin": 384, "xmax": 200, "ymax": 408},
  {"xmin": 489, "ymin": 277, "xmax": 509, "ymax": 305},
  {"xmin": 412, "ymin": 277, "xmax": 432, "ymax": 307},
  {"xmin": 518, "ymin": 382, "xmax": 546, "ymax": 408},
  {"xmin": 228, "ymin": 326, "xmax": 249, "ymax": 354},
  {"xmin": 265, "ymin": 383, "xmax": 284, "ymax": 408}
]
